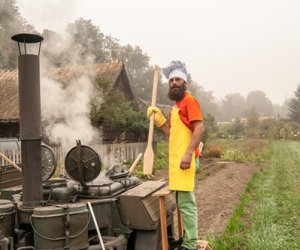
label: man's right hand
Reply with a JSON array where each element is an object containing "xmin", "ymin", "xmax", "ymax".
[{"xmin": 147, "ymin": 106, "xmax": 167, "ymax": 128}]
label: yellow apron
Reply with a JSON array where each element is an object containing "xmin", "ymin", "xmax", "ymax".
[{"xmin": 169, "ymin": 107, "xmax": 195, "ymax": 191}]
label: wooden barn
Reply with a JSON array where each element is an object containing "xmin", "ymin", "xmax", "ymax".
[
  {"xmin": 0, "ymin": 62, "xmax": 141, "ymax": 143},
  {"xmin": 0, "ymin": 69, "xmax": 19, "ymax": 137}
]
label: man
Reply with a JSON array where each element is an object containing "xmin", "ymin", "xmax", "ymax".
[{"xmin": 147, "ymin": 61, "xmax": 205, "ymax": 250}]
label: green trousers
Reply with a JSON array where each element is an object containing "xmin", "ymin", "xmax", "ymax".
[{"xmin": 177, "ymin": 190, "xmax": 198, "ymax": 249}]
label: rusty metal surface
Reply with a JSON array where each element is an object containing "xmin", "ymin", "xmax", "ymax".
[
  {"xmin": 119, "ymin": 181, "xmax": 175, "ymax": 230},
  {"xmin": 21, "ymin": 140, "xmax": 43, "ymax": 208},
  {"xmin": 18, "ymin": 55, "xmax": 41, "ymax": 140},
  {"xmin": 17, "ymin": 52, "xmax": 43, "ymax": 208}
]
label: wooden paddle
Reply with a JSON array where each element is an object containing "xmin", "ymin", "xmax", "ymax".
[
  {"xmin": 143, "ymin": 65, "xmax": 159, "ymax": 175},
  {"xmin": 0, "ymin": 151, "xmax": 22, "ymax": 172}
]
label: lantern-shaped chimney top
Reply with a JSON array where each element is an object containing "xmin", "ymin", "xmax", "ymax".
[{"xmin": 11, "ymin": 33, "xmax": 43, "ymax": 56}]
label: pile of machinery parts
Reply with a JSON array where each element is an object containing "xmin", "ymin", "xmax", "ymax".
[{"xmin": 0, "ymin": 142, "xmax": 176, "ymax": 250}]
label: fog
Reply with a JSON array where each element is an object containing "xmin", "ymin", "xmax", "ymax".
[{"xmin": 17, "ymin": 0, "xmax": 300, "ymax": 105}]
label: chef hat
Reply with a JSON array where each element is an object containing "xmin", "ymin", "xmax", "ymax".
[{"xmin": 162, "ymin": 61, "xmax": 187, "ymax": 82}]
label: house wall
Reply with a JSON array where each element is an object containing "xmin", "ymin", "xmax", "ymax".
[{"xmin": 0, "ymin": 122, "xmax": 19, "ymax": 138}]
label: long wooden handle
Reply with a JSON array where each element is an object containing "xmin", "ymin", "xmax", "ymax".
[
  {"xmin": 151, "ymin": 65, "xmax": 159, "ymax": 106},
  {"xmin": 128, "ymin": 153, "xmax": 143, "ymax": 176},
  {"xmin": 143, "ymin": 65, "xmax": 159, "ymax": 175},
  {"xmin": 0, "ymin": 152, "xmax": 22, "ymax": 172},
  {"xmin": 148, "ymin": 65, "xmax": 159, "ymax": 145}
]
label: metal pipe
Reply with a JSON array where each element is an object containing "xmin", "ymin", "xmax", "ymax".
[{"xmin": 18, "ymin": 54, "xmax": 43, "ymax": 208}]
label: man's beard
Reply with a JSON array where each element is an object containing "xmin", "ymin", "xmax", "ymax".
[{"xmin": 168, "ymin": 84, "xmax": 186, "ymax": 101}]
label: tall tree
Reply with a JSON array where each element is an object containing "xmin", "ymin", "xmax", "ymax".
[
  {"xmin": 231, "ymin": 117, "xmax": 244, "ymax": 139},
  {"xmin": 41, "ymin": 18, "xmax": 121, "ymax": 68},
  {"xmin": 0, "ymin": 0, "xmax": 35, "ymax": 68},
  {"xmin": 220, "ymin": 93, "xmax": 246, "ymax": 121},
  {"xmin": 288, "ymin": 84, "xmax": 300, "ymax": 123},
  {"xmin": 203, "ymin": 113, "xmax": 218, "ymax": 141},
  {"xmin": 66, "ymin": 18, "xmax": 120, "ymax": 63},
  {"xmin": 117, "ymin": 44, "xmax": 155, "ymax": 101},
  {"xmin": 246, "ymin": 108, "xmax": 259, "ymax": 128},
  {"xmin": 245, "ymin": 90, "xmax": 274, "ymax": 116}
]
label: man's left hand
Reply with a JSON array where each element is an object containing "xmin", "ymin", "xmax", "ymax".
[{"xmin": 180, "ymin": 153, "xmax": 193, "ymax": 170}]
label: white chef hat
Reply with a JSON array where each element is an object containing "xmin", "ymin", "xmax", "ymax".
[{"xmin": 162, "ymin": 61, "xmax": 187, "ymax": 82}]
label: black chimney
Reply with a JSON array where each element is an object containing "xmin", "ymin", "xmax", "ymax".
[{"xmin": 11, "ymin": 33, "xmax": 44, "ymax": 208}]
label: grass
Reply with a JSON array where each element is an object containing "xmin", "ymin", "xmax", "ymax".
[
  {"xmin": 135, "ymin": 138, "xmax": 268, "ymax": 178},
  {"xmin": 132, "ymin": 139, "xmax": 300, "ymax": 248},
  {"xmin": 131, "ymin": 142, "xmax": 169, "ymax": 178},
  {"xmin": 207, "ymin": 140, "xmax": 300, "ymax": 249}
]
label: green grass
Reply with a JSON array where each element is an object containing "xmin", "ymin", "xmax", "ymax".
[
  {"xmin": 207, "ymin": 140, "xmax": 300, "ymax": 249},
  {"xmin": 132, "ymin": 142, "xmax": 169, "ymax": 178}
]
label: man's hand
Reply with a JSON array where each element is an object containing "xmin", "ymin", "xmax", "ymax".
[
  {"xmin": 180, "ymin": 152, "xmax": 193, "ymax": 170},
  {"xmin": 180, "ymin": 121, "xmax": 204, "ymax": 170},
  {"xmin": 147, "ymin": 106, "xmax": 167, "ymax": 128}
]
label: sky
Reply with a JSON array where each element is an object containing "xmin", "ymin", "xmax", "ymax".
[{"xmin": 16, "ymin": 0, "xmax": 300, "ymax": 105}]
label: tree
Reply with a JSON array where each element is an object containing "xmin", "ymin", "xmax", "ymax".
[
  {"xmin": 288, "ymin": 84, "xmax": 300, "ymax": 123},
  {"xmin": 117, "ymin": 44, "xmax": 156, "ymax": 101},
  {"xmin": 90, "ymin": 78, "xmax": 148, "ymax": 134},
  {"xmin": 245, "ymin": 90, "xmax": 274, "ymax": 116},
  {"xmin": 231, "ymin": 117, "xmax": 244, "ymax": 139},
  {"xmin": 202, "ymin": 113, "xmax": 218, "ymax": 142},
  {"xmin": 220, "ymin": 93, "xmax": 246, "ymax": 122},
  {"xmin": 244, "ymin": 108, "xmax": 259, "ymax": 138},
  {"xmin": 0, "ymin": 0, "xmax": 35, "ymax": 69},
  {"xmin": 66, "ymin": 18, "xmax": 120, "ymax": 63},
  {"xmin": 41, "ymin": 19, "xmax": 121, "ymax": 68}
]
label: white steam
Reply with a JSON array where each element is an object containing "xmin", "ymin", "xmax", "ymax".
[
  {"xmin": 41, "ymin": 76, "xmax": 101, "ymax": 150},
  {"xmin": 39, "ymin": 28, "xmax": 103, "ymax": 151}
]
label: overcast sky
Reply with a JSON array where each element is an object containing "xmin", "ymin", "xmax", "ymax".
[{"xmin": 17, "ymin": 0, "xmax": 300, "ymax": 105}]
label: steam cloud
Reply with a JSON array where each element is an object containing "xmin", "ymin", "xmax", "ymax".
[
  {"xmin": 40, "ymin": 33, "xmax": 102, "ymax": 150},
  {"xmin": 41, "ymin": 75, "xmax": 101, "ymax": 150}
]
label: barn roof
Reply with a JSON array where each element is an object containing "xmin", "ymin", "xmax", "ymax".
[
  {"xmin": 0, "ymin": 69, "xmax": 18, "ymax": 82},
  {"xmin": 0, "ymin": 62, "xmax": 131, "ymax": 122},
  {"xmin": 43, "ymin": 62, "xmax": 124, "ymax": 84},
  {"xmin": 0, "ymin": 76, "xmax": 19, "ymax": 122}
]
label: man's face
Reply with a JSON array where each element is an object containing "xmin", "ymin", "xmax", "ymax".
[{"xmin": 168, "ymin": 77, "xmax": 186, "ymax": 101}]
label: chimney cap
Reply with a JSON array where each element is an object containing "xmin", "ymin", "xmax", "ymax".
[{"xmin": 11, "ymin": 33, "xmax": 43, "ymax": 43}]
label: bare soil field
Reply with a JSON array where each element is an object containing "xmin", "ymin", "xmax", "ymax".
[{"xmin": 153, "ymin": 158, "xmax": 262, "ymax": 238}]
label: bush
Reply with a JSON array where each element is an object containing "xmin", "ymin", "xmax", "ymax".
[
  {"xmin": 203, "ymin": 144, "xmax": 222, "ymax": 158},
  {"xmin": 222, "ymin": 149, "xmax": 245, "ymax": 162},
  {"xmin": 207, "ymin": 138, "xmax": 269, "ymax": 163}
]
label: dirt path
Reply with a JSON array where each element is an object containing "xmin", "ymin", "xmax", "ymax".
[{"xmin": 154, "ymin": 158, "xmax": 262, "ymax": 238}]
